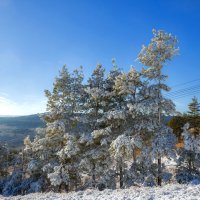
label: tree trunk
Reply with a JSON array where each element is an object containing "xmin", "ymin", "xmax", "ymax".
[
  {"xmin": 74, "ymin": 177, "xmax": 77, "ymax": 190},
  {"xmin": 157, "ymin": 156, "xmax": 162, "ymax": 186},
  {"xmin": 58, "ymin": 184, "xmax": 62, "ymax": 192},
  {"xmin": 119, "ymin": 161, "xmax": 123, "ymax": 188},
  {"xmin": 189, "ymin": 159, "xmax": 192, "ymax": 174},
  {"xmin": 188, "ymin": 151, "xmax": 192, "ymax": 175},
  {"xmin": 66, "ymin": 184, "xmax": 69, "ymax": 192},
  {"xmin": 92, "ymin": 163, "xmax": 96, "ymax": 187},
  {"xmin": 157, "ymin": 83, "xmax": 162, "ymax": 186}
]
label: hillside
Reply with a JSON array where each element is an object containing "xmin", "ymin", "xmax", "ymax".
[
  {"xmin": 0, "ymin": 115, "xmax": 172, "ymax": 149},
  {"xmin": 0, "ymin": 114, "xmax": 45, "ymax": 149}
]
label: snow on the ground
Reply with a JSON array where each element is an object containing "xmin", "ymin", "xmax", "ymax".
[
  {"xmin": 1, "ymin": 184, "xmax": 200, "ymax": 200},
  {"xmin": 163, "ymin": 158, "xmax": 177, "ymax": 167}
]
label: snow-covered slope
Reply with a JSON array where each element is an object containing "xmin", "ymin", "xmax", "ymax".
[{"xmin": 1, "ymin": 184, "xmax": 200, "ymax": 200}]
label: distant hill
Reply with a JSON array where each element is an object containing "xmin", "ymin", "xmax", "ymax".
[
  {"xmin": 0, "ymin": 114, "xmax": 172, "ymax": 149},
  {"xmin": 0, "ymin": 114, "xmax": 45, "ymax": 149}
]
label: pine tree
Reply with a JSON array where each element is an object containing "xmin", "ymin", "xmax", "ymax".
[
  {"xmin": 188, "ymin": 97, "xmax": 200, "ymax": 116},
  {"xmin": 187, "ymin": 97, "xmax": 200, "ymax": 134},
  {"xmin": 24, "ymin": 65, "xmax": 85, "ymax": 191},
  {"xmin": 176, "ymin": 123, "xmax": 200, "ymax": 183},
  {"xmin": 79, "ymin": 64, "xmax": 112, "ymax": 187},
  {"xmin": 79, "ymin": 62, "xmax": 127, "ymax": 189},
  {"xmin": 109, "ymin": 66, "xmax": 143, "ymax": 188},
  {"xmin": 78, "ymin": 64, "xmax": 121, "ymax": 188},
  {"xmin": 138, "ymin": 29, "xmax": 179, "ymax": 186}
]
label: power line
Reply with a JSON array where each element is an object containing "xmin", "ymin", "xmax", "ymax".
[
  {"xmin": 168, "ymin": 90, "xmax": 200, "ymax": 100},
  {"xmin": 166, "ymin": 85, "xmax": 200, "ymax": 96},
  {"xmin": 170, "ymin": 78, "xmax": 200, "ymax": 88},
  {"xmin": 162, "ymin": 79, "xmax": 200, "ymax": 100},
  {"xmin": 165, "ymin": 86, "xmax": 200, "ymax": 98},
  {"xmin": 164, "ymin": 89, "xmax": 200, "ymax": 99}
]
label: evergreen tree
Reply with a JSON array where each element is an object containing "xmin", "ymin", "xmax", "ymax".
[
  {"xmin": 188, "ymin": 97, "xmax": 200, "ymax": 116},
  {"xmin": 168, "ymin": 115, "xmax": 188, "ymax": 142},
  {"xmin": 176, "ymin": 123, "xmax": 200, "ymax": 183},
  {"xmin": 138, "ymin": 29, "xmax": 179, "ymax": 186},
  {"xmin": 24, "ymin": 65, "xmax": 85, "ymax": 191},
  {"xmin": 109, "ymin": 66, "xmax": 143, "ymax": 188},
  {"xmin": 187, "ymin": 97, "xmax": 200, "ymax": 135},
  {"xmin": 79, "ymin": 64, "xmax": 111, "ymax": 187}
]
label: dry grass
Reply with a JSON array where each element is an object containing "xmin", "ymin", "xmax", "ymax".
[{"xmin": 176, "ymin": 142, "xmax": 184, "ymax": 149}]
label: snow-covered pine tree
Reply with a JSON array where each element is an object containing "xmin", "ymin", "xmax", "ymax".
[
  {"xmin": 24, "ymin": 65, "xmax": 84, "ymax": 191},
  {"xmin": 138, "ymin": 29, "xmax": 179, "ymax": 186},
  {"xmin": 123, "ymin": 67, "xmax": 158, "ymax": 187},
  {"xmin": 111, "ymin": 65, "xmax": 160, "ymax": 187},
  {"xmin": 109, "ymin": 66, "xmax": 144, "ymax": 188},
  {"xmin": 176, "ymin": 123, "xmax": 200, "ymax": 183},
  {"xmin": 79, "ymin": 62, "xmax": 129, "ymax": 189},
  {"xmin": 187, "ymin": 97, "xmax": 200, "ymax": 136},
  {"xmin": 95, "ymin": 60, "xmax": 131, "ymax": 189},
  {"xmin": 79, "ymin": 64, "xmax": 112, "ymax": 188},
  {"xmin": 188, "ymin": 97, "xmax": 200, "ymax": 117}
]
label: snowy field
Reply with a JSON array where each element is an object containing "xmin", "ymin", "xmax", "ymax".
[{"xmin": 1, "ymin": 184, "xmax": 200, "ymax": 200}]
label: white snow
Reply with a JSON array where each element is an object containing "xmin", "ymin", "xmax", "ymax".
[{"xmin": 1, "ymin": 184, "xmax": 200, "ymax": 200}]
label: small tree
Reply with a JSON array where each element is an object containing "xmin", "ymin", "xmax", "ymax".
[
  {"xmin": 176, "ymin": 123, "xmax": 200, "ymax": 183},
  {"xmin": 168, "ymin": 115, "xmax": 188, "ymax": 142},
  {"xmin": 188, "ymin": 97, "xmax": 200, "ymax": 117},
  {"xmin": 187, "ymin": 97, "xmax": 200, "ymax": 135}
]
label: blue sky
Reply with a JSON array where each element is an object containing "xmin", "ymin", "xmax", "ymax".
[{"xmin": 0, "ymin": 0, "xmax": 200, "ymax": 115}]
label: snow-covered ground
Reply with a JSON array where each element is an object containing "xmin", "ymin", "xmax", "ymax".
[{"xmin": 1, "ymin": 184, "xmax": 200, "ymax": 200}]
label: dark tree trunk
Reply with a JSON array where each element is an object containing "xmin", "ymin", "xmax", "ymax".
[
  {"xmin": 157, "ymin": 157, "xmax": 162, "ymax": 186},
  {"xmin": 66, "ymin": 184, "xmax": 69, "ymax": 192},
  {"xmin": 188, "ymin": 151, "xmax": 192, "ymax": 175},
  {"xmin": 119, "ymin": 162, "xmax": 123, "ymax": 188},
  {"xmin": 92, "ymin": 163, "xmax": 96, "ymax": 187},
  {"xmin": 58, "ymin": 184, "xmax": 62, "ymax": 192}
]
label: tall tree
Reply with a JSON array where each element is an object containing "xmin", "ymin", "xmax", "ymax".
[
  {"xmin": 109, "ymin": 66, "xmax": 143, "ymax": 188},
  {"xmin": 24, "ymin": 65, "xmax": 85, "ymax": 191},
  {"xmin": 138, "ymin": 29, "xmax": 179, "ymax": 186},
  {"xmin": 79, "ymin": 64, "xmax": 109, "ymax": 187},
  {"xmin": 80, "ymin": 62, "xmax": 125, "ymax": 189}
]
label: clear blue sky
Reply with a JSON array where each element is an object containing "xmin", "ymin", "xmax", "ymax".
[{"xmin": 0, "ymin": 0, "xmax": 200, "ymax": 115}]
